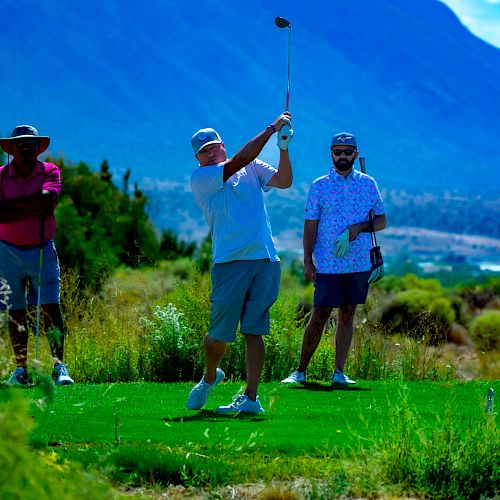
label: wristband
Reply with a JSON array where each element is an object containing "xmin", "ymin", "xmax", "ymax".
[{"xmin": 268, "ymin": 124, "xmax": 277, "ymax": 133}]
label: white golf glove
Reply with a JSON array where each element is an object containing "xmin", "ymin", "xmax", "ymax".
[
  {"xmin": 277, "ymin": 118, "xmax": 293, "ymax": 150},
  {"xmin": 333, "ymin": 229, "xmax": 350, "ymax": 257}
]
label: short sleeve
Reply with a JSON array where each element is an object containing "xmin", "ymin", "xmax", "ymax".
[
  {"xmin": 371, "ymin": 179, "xmax": 385, "ymax": 215},
  {"xmin": 42, "ymin": 163, "xmax": 61, "ymax": 196},
  {"xmin": 253, "ymin": 159, "xmax": 277, "ymax": 192},
  {"xmin": 304, "ymin": 182, "xmax": 320, "ymax": 220},
  {"xmin": 191, "ymin": 164, "xmax": 224, "ymax": 205}
]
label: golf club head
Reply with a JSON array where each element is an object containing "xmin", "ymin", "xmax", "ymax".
[
  {"xmin": 368, "ymin": 265, "xmax": 384, "ymax": 284},
  {"xmin": 275, "ymin": 16, "xmax": 291, "ymax": 28},
  {"xmin": 368, "ymin": 246, "xmax": 384, "ymax": 284}
]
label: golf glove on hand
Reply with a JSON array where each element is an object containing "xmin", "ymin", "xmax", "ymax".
[
  {"xmin": 333, "ymin": 229, "xmax": 350, "ymax": 257},
  {"xmin": 277, "ymin": 119, "xmax": 293, "ymax": 150}
]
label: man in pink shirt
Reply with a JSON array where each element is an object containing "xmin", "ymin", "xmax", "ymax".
[{"xmin": 0, "ymin": 125, "xmax": 74, "ymax": 386}]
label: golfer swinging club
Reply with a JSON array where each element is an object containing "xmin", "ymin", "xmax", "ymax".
[
  {"xmin": 187, "ymin": 112, "xmax": 293, "ymax": 413},
  {"xmin": 0, "ymin": 125, "xmax": 74, "ymax": 386}
]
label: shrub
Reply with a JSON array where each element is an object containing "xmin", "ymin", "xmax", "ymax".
[
  {"xmin": 381, "ymin": 288, "xmax": 456, "ymax": 344},
  {"xmin": 0, "ymin": 390, "xmax": 114, "ymax": 499},
  {"xmin": 104, "ymin": 444, "xmax": 231, "ymax": 488},
  {"xmin": 140, "ymin": 304, "xmax": 203, "ymax": 382},
  {"xmin": 469, "ymin": 310, "xmax": 500, "ymax": 351},
  {"xmin": 362, "ymin": 388, "xmax": 500, "ymax": 499},
  {"xmin": 376, "ymin": 273, "xmax": 442, "ymax": 294}
]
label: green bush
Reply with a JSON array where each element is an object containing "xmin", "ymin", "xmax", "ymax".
[
  {"xmin": 0, "ymin": 391, "xmax": 114, "ymax": 499},
  {"xmin": 376, "ymin": 273, "xmax": 443, "ymax": 294},
  {"xmin": 140, "ymin": 304, "xmax": 203, "ymax": 382},
  {"xmin": 470, "ymin": 310, "xmax": 500, "ymax": 351},
  {"xmin": 53, "ymin": 156, "xmax": 161, "ymax": 289},
  {"xmin": 381, "ymin": 288, "xmax": 456, "ymax": 344}
]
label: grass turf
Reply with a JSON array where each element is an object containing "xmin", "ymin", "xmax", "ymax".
[
  {"xmin": 3, "ymin": 379, "xmax": 498, "ymax": 495},
  {"xmin": 24, "ymin": 379, "xmax": 497, "ymax": 450}
]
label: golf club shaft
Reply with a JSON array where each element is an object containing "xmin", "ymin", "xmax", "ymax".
[
  {"xmin": 286, "ymin": 26, "xmax": 291, "ymax": 111},
  {"xmin": 35, "ymin": 215, "xmax": 45, "ymax": 362},
  {"xmin": 35, "ymin": 248, "xmax": 43, "ymax": 362},
  {"xmin": 275, "ymin": 17, "xmax": 292, "ymax": 111},
  {"xmin": 359, "ymin": 158, "xmax": 378, "ymax": 246}
]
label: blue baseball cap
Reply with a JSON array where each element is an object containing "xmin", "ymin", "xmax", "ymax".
[
  {"xmin": 331, "ymin": 132, "xmax": 357, "ymax": 148},
  {"xmin": 191, "ymin": 128, "xmax": 222, "ymax": 154}
]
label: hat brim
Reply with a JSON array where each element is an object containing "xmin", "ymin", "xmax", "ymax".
[
  {"xmin": 194, "ymin": 139, "xmax": 222, "ymax": 155},
  {"xmin": 331, "ymin": 142, "xmax": 357, "ymax": 148},
  {"xmin": 0, "ymin": 136, "xmax": 50, "ymax": 156}
]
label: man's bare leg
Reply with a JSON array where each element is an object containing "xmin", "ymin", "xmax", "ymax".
[
  {"xmin": 42, "ymin": 303, "xmax": 65, "ymax": 364},
  {"xmin": 297, "ymin": 306, "xmax": 333, "ymax": 372},
  {"xmin": 203, "ymin": 334, "xmax": 227, "ymax": 383},
  {"xmin": 8, "ymin": 309, "xmax": 28, "ymax": 368},
  {"xmin": 243, "ymin": 334, "xmax": 265, "ymax": 401},
  {"xmin": 335, "ymin": 304, "xmax": 357, "ymax": 372}
]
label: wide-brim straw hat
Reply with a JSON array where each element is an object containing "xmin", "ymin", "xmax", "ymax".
[{"xmin": 0, "ymin": 124, "xmax": 50, "ymax": 155}]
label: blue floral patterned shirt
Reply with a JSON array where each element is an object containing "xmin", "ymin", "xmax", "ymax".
[{"xmin": 305, "ymin": 167, "xmax": 385, "ymax": 273}]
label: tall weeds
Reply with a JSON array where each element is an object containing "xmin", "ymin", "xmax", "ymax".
[
  {"xmin": 0, "ymin": 265, "xmax": 460, "ymax": 383},
  {"xmin": 353, "ymin": 387, "xmax": 500, "ymax": 499}
]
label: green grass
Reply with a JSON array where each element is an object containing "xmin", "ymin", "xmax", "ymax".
[{"xmin": 3, "ymin": 379, "xmax": 498, "ymax": 498}]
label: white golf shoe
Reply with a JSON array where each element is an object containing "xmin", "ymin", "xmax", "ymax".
[
  {"xmin": 53, "ymin": 363, "xmax": 75, "ymax": 385},
  {"xmin": 216, "ymin": 394, "xmax": 264, "ymax": 414},
  {"xmin": 331, "ymin": 368, "xmax": 356, "ymax": 385},
  {"xmin": 281, "ymin": 370, "xmax": 306, "ymax": 383},
  {"xmin": 186, "ymin": 368, "xmax": 225, "ymax": 410}
]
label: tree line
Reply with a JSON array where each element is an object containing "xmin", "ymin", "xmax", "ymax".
[{"xmin": 49, "ymin": 156, "xmax": 196, "ymax": 288}]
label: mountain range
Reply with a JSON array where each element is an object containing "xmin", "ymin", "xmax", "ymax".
[{"xmin": 1, "ymin": 0, "xmax": 499, "ymax": 258}]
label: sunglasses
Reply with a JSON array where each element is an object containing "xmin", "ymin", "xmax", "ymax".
[
  {"xmin": 331, "ymin": 148, "xmax": 357, "ymax": 156},
  {"xmin": 13, "ymin": 139, "xmax": 39, "ymax": 148}
]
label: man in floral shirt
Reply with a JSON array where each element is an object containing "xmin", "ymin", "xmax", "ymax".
[{"xmin": 282, "ymin": 132, "xmax": 386, "ymax": 385}]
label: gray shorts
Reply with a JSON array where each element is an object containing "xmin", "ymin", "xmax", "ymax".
[
  {"xmin": 314, "ymin": 271, "xmax": 371, "ymax": 307},
  {"xmin": 209, "ymin": 259, "xmax": 281, "ymax": 342},
  {"xmin": 0, "ymin": 240, "xmax": 61, "ymax": 311}
]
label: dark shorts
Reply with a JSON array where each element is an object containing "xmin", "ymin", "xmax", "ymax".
[
  {"xmin": 314, "ymin": 271, "xmax": 371, "ymax": 307},
  {"xmin": 210, "ymin": 259, "xmax": 281, "ymax": 342},
  {"xmin": 0, "ymin": 240, "xmax": 61, "ymax": 310}
]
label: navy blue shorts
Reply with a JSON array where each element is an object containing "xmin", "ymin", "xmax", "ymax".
[{"xmin": 314, "ymin": 271, "xmax": 371, "ymax": 307}]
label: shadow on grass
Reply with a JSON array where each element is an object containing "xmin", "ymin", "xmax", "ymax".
[
  {"xmin": 163, "ymin": 410, "xmax": 267, "ymax": 423},
  {"xmin": 286, "ymin": 381, "xmax": 372, "ymax": 392}
]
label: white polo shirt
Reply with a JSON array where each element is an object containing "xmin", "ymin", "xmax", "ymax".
[{"xmin": 191, "ymin": 159, "xmax": 280, "ymax": 264}]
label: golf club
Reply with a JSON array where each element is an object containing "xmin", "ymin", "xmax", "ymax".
[
  {"xmin": 274, "ymin": 16, "xmax": 292, "ymax": 111},
  {"xmin": 359, "ymin": 157, "xmax": 384, "ymax": 283},
  {"xmin": 486, "ymin": 387, "xmax": 494, "ymax": 413},
  {"xmin": 35, "ymin": 216, "xmax": 45, "ymax": 363}
]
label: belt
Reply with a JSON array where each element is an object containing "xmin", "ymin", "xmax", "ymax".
[{"xmin": 0, "ymin": 240, "xmax": 46, "ymax": 250}]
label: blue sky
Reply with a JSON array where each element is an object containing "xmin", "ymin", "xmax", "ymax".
[{"xmin": 439, "ymin": 0, "xmax": 500, "ymax": 47}]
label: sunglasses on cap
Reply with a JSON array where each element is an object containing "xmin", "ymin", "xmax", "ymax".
[{"xmin": 331, "ymin": 148, "xmax": 357, "ymax": 156}]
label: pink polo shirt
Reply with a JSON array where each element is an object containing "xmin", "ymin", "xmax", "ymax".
[{"xmin": 0, "ymin": 161, "xmax": 61, "ymax": 246}]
